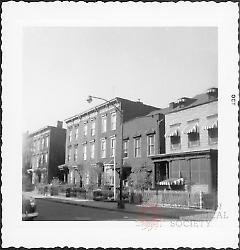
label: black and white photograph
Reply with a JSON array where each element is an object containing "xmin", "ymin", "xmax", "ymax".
[{"xmin": 2, "ymin": 2, "xmax": 239, "ymax": 248}]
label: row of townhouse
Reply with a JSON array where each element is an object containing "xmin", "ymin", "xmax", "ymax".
[{"xmin": 25, "ymin": 87, "xmax": 218, "ymax": 197}]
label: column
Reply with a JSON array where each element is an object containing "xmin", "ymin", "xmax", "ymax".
[{"xmin": 152, "ymin": 163, "xmax": 156, "ymax": 189}]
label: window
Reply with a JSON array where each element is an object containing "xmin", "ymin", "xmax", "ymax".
[
  {"xmin": 83, "ymin": 124, "xmax": 88, "ymax": 137},
  {"xmin": 44, "ymin": 153, "xmax": 48, "ymax": 164},
  {"xmin": 110, "ymin": 137, "xmax": 116, "ymax": 157},
  {"xmin": 90, "ymin": 143, "xmax": 95, "ymax": 159},
  {"xmin": 40, "ymin": 154, "xmax": 44, "ymax": 164},
  {"xmin": 134, "ymin": 137, "xmax": 141, "ymax": 157},
  {"xmin": 41, "ymin": 138, "xmax": 44, "ymax": 149},
  {"xmin": 147, "ymin": 134, "xmax": 155, "ymax": 156},
  {"xmin": 101, "ymin": 139, "xmax": 106, "ymax": 158},
  {"xmin": 83, "ymin": 144, "xmax": 87, "ymax": 160},
  {"xmin": 170, "ymin": 135, "xmax": 181, "ymax": 150},
  {"xmin": 186, "ymin": 122, "xmax": 200, "ymax": 148},
  {"xmin": 69, "ymin": 130, "xmax": 72, "ymax": 142},
  {"xmin": 111, "ymin": 113, "xmax": 116, "ymax": 130},
  {"xmin": 74, "ymin": 147, "xmax": 78, "ymax": 162},
  {"xmin": 75, "ymin": 127, "xmax": 79, "ymax": 140},
  {"xmin": 67, "ymin": 148, "xmax": 71, "ymax": 162},
  {"xmin": 123, "ymin": 140, "xmax": 129, "ymax": 158},
  {"xmin": 208, "ymin": 128, "xmax": 218, "ymax": 145},
  {"xmin": 101, "ymin": 116, "xmax": 107, "ymax": 133},
  {"xmin": 188, "ymin": 132, "xmax": 200, "ymax": 147},
  {"xmin": 45, "ymin": 136, "xmax": 49, "ymax": 148},
  {"xmin": 91, "ymin": 122, "xmax": 95, "ymax": 136}
]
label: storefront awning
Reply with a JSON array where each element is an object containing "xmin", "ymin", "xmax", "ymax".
[
  {"xmin": 183, "ymin": 123, "xmax": 199, "ymax": 134},
  {"xmin": 165, "ymin": 127, "xmax": 180, "ymax": 137},
  {"xmin": 158, "ymin": 177, "xmax": 184, "ymax": 186},
  {"xmin": 203, "ymin": 119, "xmax": 218, "ymax": 130}
]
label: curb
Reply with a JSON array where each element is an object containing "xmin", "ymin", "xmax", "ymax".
[{"xmin": 37, "ymin": 196, "xmax": 179, "ymax": 219}]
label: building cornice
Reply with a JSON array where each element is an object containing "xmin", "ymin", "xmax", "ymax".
[{"xmin": 64, "ymin": 98, "xmax": 120, "ymax": 124}]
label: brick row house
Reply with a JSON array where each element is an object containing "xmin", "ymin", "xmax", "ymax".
[
  {"xmin": 28, "ymin": 121, "xmax": 66, "ymax": 184},
  {"xmin": 61, "ymin": 98, "xmax": 159, "ymax": 188},
  {"xmin": 151, "ymin": 88, "xmax": 218, "ymax": 201}
]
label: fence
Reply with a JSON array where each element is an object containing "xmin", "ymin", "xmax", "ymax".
[{"xmin": 131, "ymin": 190, "xmax": 215, "ymax": 209}]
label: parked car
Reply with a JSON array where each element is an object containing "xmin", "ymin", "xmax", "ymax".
[{"xmin": 22, "ymin": 194, "xmax": 38, "ymax": 221}]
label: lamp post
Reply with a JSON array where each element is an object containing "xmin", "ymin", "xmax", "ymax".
[{"xmin": 87, "ymin": 95, "xmax": 125, "ymax": 209}]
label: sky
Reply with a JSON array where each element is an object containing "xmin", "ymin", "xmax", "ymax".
[{"xmin": 22, "ymin": 27, "xmax": 217, "ymax": 132}]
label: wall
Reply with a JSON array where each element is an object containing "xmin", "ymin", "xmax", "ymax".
[
  {"xmin": 48, "ymin": 127, "xmax": 66, "ymax": 183},
  {"xmin": 165, "ymin": 101, "xmax": 218, "ymax": 154}
]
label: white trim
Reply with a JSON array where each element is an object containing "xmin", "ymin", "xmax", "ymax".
[{"xmin": 147, "ymin": 134, "xmax": 155, "ymax": 156}]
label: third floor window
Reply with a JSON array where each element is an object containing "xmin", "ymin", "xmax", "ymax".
[
  {"xmin": 101, "ymin": 116, "xmax": 107, "ymax": 133},
  {"xmin": 91, "ymin": 122, "xmax": 95, "ymax": 136},
  {"xmin": 75, "ymin": 127, "xmax": 79, "ymax": 140},
  {"xmin": 69, "ymin": 130, "xmax": 72, "ymax": 143},
  {"xmin": 83, "ymin": 124, "xmax": 88, "ymax": 137},
  {"xmin": 111, "ymin": 113, "xmax": 116, "ymax": 130}
]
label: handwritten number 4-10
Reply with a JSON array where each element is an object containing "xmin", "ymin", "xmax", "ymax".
[{"xmin": 231, "ymin": 94, "xmax": 236, "ymax": 105}]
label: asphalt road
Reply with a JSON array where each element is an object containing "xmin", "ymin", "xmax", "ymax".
[{"xmin": 34, "ymin": 198, "xmax": 163, "ymax": 221}]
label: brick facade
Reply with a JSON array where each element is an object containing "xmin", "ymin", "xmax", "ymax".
[
  {"xmin": 64, "ymin": 98, "xmax": 159, "ymax": 188},
  {"xmin": 28, "ymin": 122, "xmax": 66, "ymax": 184}
]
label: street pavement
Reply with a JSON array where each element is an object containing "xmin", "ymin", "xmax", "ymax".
[
  {"xmin": 35, "ymin": 198, "xmax": 165, "ymax": 221},
  {"xmin": 24, "ymin": 191, "xmax": 215, "ymax": 221}
]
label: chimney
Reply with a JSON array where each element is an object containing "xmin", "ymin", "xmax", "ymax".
[
  {"xmin": 207, "ymin": 87, "xmax": 218, "ymax": 99},
  {"xmin": 57, "ymin": 121, "xmax": 63, "ymax": 128},
  {"xmin": 169, "ymin": 102, "xmax": 175, "ymax": 109}
]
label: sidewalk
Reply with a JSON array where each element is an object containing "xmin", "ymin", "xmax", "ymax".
[{"xmin": 24, "ymin": 191, "xmax": 215, "ymax": 221}]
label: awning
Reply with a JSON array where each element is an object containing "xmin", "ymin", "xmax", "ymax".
[
  {"xmin": 58, "ymin": 164, "xmax": 69, "ymax": 171},
  {"xmin": 203, "ymin": 119, "xmax": 218, "ymax": 130},
  {"xmin": 158, "ymin": 177, "xmax": 184, "ymax": 186},
  {"xmin": 165, "ymin": 127, "xmax": 180, "ymax": 137},
  {"xmin": 183, "ymin": 123, "xmax": 199, "ymax": 134}
]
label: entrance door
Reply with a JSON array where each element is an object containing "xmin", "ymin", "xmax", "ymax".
[{"xmin": 156, "ymin": 161, "xmax": 169, "ymax": 182}]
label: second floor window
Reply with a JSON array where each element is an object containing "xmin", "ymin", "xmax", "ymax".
[
  {"xmin": 83, "ymin": 144, "xmax": 87, "ymax": 160},
  {"xmin": 101, "ymin": 139, "xmax": 106, "ymax": 158},
  {"xmin": 111, "ymin": 113, "xmax": 116, "ymax": 130},
  {"xmin": 110, "ymin": 137, "xmax": 116, "ymax": 157},
  {"xmin": 90, "ymin": 143, "xmax": 95, "ymax": 159},
  {"xmin": 74, "ymin": 147, "xmax": 78, "ymax": 162},
  {"xmin": 147, "ymin": 134, "xmax": 155, "ymax": 156},
  {"xmin": 170, "ymin": 135, "xmax": 181, "ymax": 150},
  {"xmin": 101, "ymin": 116, "xmax": 107, "ymax": 133},
  {"xmin": 188, "ymin": 131, "xmax": 200, "ymax": 147},
  {"xmin": 208, "ymin": 127, "xmax": 218, "ymax": 145},
  {"xmin": 184, "ymin": 121, "xmax": 200, "ymax": 148},
  {"xmin": 123, "ymin": 140, "xmax": 129, "ymax": 158},
  {"xmin": 134, "ymin": 137, "xmax": 141, "ymax": 157},
  {"xmin": 91, "ymin": 122, "xmax": 95, "ymax": 136}
]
